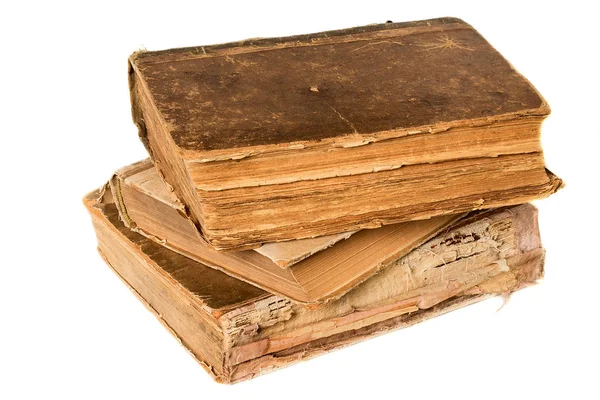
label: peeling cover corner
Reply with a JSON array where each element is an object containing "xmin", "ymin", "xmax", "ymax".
[
  {"xmin": 128, "ymin": 54, "xmax": 151, "ymax": 156},
  {"xmin": 81, "ymin": 183, "xmax": 109, "ymax": 208},
  {"xmin": 547, "ymin": 168, "xmax": 566, "ymax": 192}
]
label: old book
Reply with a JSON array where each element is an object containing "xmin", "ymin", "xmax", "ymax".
[
  {"xmin": 85, "ymin": 187, "xmax": 545, "ymax": 383},
  {"xmin": 110, "ymin": 159, "xmax": 463, "ymax": 304},
  {"xmin": 113, "ymin": 160, "xmax": 358, "ymax": 269},
  {"xmin": 129, "ymin": 17, "xmax": 562, "ymax": 250}
]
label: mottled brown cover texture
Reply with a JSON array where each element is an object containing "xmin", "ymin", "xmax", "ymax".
[
  {"xmin": 129, "ymin": 17, "xmax": 561, "ymax": 250},
  {"xmin": 131, "ymin": 17, "xmax": 545, "ymax": 151}
]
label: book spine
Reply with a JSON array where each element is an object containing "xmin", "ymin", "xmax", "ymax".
[
  {"xmin": 128, "ymin": 54, "xmax": 152, "ymax": 156},
  {"xmin": 108, "ymin": 174, "xmax": 136, "ymax": 229}
]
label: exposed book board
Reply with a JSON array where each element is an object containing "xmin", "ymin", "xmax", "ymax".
[
  {"xmin": 85, "ymin": 188, "xmax": 545, "ymax": 383},
  {"xmin": 129, "ymin": 17, "xmax": 563, "ymax": 250},
  {"xmin": 110, "ymin": 159, "xmax": 464, "ymax": 304}
]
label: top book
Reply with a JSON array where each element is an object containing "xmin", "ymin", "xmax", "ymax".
[{"xmin": 129, "ymin": 17, "xmax": 561, "ymax": 251}]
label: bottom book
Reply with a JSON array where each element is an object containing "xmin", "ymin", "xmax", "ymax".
[{"xmin": 84, "ymin": 186, "xmax": 544, "ymax": 384}]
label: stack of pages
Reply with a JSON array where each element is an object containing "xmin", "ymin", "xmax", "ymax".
[{"xmin": 85, "ymin": 17, "xmax": 562, "ymax": 383}]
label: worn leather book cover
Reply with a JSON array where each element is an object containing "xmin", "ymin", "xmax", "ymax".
[
  {"xmin": 85, "ymin": 186, "xmax": 545, "ymax": 383},
  {"xmin": 129, "ymin": 17, "xmax": 562, "ymax": 250},
  {"xmin": 110, "ymin": 159, "xmax": 463, "ymax": 304}
]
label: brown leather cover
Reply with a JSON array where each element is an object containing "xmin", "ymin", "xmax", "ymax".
[
  {"xmin": 130, "ymin": 17, "xmax": 547, "ymax": 152},
  {"xmin": 128, "ymin": 17, "xmax": 559, "ymax": 251}
]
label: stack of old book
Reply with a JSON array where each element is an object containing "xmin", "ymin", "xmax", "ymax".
[{"xmin": 84, "ymin": 18, "xmax": 562, "ymax": 383}]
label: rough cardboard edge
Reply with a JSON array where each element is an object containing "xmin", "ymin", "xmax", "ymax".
[
  {"xmin": 228, "ymin": 248, "xmax": 545, "ymax": 384},
  {"xmin": 256, "ymin": 230, "xmax": 356, "ymax": 268},
  {"xmin": 227, "ymin": 293, "xmax": 491, "ymax": 383}
]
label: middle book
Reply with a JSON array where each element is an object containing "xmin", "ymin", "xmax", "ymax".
[{"xmin": 110, "ymin": 159, "xmax": 464, "ymax": 304}]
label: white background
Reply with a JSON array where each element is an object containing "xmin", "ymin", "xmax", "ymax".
[{"xmin": 1, "ymin": 1, "xmax": 598, "ymax": 398}]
